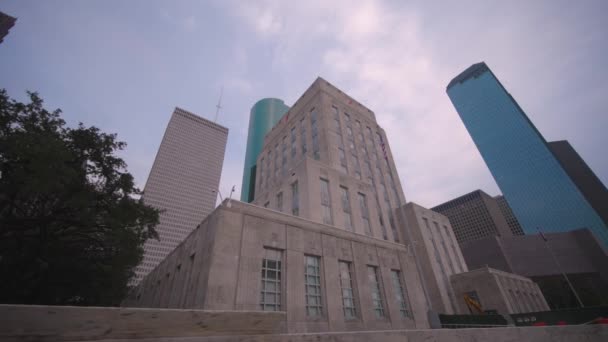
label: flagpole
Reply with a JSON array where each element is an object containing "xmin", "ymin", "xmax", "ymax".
[{"xmin": 537, "ymin": 227, "xmax": 584, "ymax": 308}]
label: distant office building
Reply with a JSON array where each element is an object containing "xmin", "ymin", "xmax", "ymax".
[
  {"xmin": 252, "ymin": 77, "xmax": 406, "ymax": 243},
  {"xmin": 0, "ymin": 11, "xmax": 16, "ymax": 44},
  {"xmin": 399, "ymin": 202, "xmax": 469, "ymax": 314},
  {"xmin": 241, "ymin": 98, "xmax": 289, "ymax": 203},
  {"xmin": 432, "ymin": 190, "xmax": 516, "ymax": 244},
  {"xmin": 548, "ymin": 140, "xmax": 608, "ymax": 228},
  {"xmin": 125, "ymin": 78, "xmax": 432, "ymax": 333},
  {"xmin": 451, "ymin": 267, "xmax": 549, "ymax": 315},
  {"xmin": 446, "ymin": 62, "xmax": 607, "ymax": 248},
  {"xmin": 495, "ymin": 195, "xmax": 525, "ymax": 236},
  {"xmin": 133, "ymin": 108, "xmax": 228, "ymax": 284},
  {"xmin": 461, "ymin": 229, "xmax": 608, "ymax": 309}
]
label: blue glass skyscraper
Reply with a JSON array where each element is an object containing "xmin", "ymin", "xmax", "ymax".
[{"xmin": 446, "ymin": 62, "xmax": 608, "ymax": 248}]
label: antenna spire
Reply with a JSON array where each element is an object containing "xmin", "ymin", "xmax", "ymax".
[{"xmin": 214, "ymin": 86, "xmax": 224, "ymax": 122}]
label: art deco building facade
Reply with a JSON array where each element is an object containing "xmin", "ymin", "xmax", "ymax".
[
  {"xmin": 446, "ymin": 62, "xmax": 607, "ymax": 248},
  {"xmin": 125, "ymin": 79, "xmax": 430, "ymax": 332},
  {"xmin": 132, "ymin": 108, "xmax": 228, "ymax": 284},
  {"xmin": 252, "ymin": 77, "xmax": 406, "ymax": 243},
  {"xmin": 398, "ymin": 203, "xmax": 468, "ymax": 314}
]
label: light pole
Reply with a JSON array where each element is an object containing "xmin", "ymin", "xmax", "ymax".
[{"xmin": 537, "ymin": 227, "xmax": 584, "ymax": 308}]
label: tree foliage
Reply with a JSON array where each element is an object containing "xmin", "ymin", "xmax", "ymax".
[{"xmin": 0, "ymin": 89, "xmax": 159, "ymax": 306}]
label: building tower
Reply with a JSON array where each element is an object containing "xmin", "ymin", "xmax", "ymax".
[
  {"xmin": 431, "ymin": 189, "xmax": 518, "ymax": 245},
  {"xmin": 132, "ymin": 107, "xmax": 228, "ymax": 284},
  {"xmin": 548, "ymin": 140, "xmax": 608, "ymax": 228},
  {"xmin": 446, "ymin": 62, "xmax": 608, "ymax": 248},
  {"xmin": 252, "ymin": 77, "xmax": 406, "ymax": 243},
  {"xmin": 241, "ymin": 99, "xmax": 289, "ymax": 202}
]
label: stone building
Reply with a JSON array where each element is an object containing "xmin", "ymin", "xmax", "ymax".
[
  {"xmin": 132, "ymin": 108, "xmax": 228, "ymax": 284},
  {"xmin": 124, "ymin": 200, "xmax": 429, "ymax": 332},
  {"xmin": 398, "ymin": 202, "xmax": 468, "ymax": 314},
  {"xmin": 251, "ymin": 77, "xmax": 405, "ymax": 243},
  {"xmin": 451, "ymin": 267, "xmax": 549, "ymax": 315}
]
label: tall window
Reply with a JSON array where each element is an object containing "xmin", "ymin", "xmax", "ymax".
[
  {"xmin": 320, "ymin": 178, "xmax": 333, "ymax": 225},
  {"xmin": 352, "ymin": 152, "xmax": 361, "ymax": 180},
  {"xmin": 391, "ymin": 270, "xmax": 411, "ymax": 318},
  {"xmin": 281, "ymin": 136, "xmax": 287, "ymax": 176},
  {"xmin": 291, "ymin": 181, "xmax": 299, "ymax": 216},
  {"xmin": 389, "ymin": 214, "xmax": 400, "ymax": 242},
  {"xmin": 358, "ymin": 193, "xmax": 372, "ymax": 236},
  {"xmin": 300, "ymin": 117, "xmax": 307, "ymax": 156},
  {"xmin": 311, "ymin": 109, "xmax": 320, "ymax": 160},
  {"xmin": 338, "ymin": 147, "xmax": 348, "ymax": 174},
  {"xmin": 305, "ymin": 255, "xmax": 323, "ymax": 317},
  {"xmin": 344, "ymin": 113, "xmax": 351, "ymax": 122},
  {"xmin": 274, "ymin": 144, "xmax": 279, "ymax": 178},
  {"xmin": 367, "ymin": 266, "xmax": 384, "ymax": 318},
  {"xmin": 259, "ymin": 157, "xmax": 264, "ymax": 188},
  {"xmin": 277, "ymin": 192, "xmax": 283, "ymax": 212},
  {"xmin": 340, "ymin": 186, "xmax": 353, "ymax": 231},
  {"xmin": 339, "ymin": 261, "xmax": 357, "ymax": 319},
  {"xmin": 260, "ymin": 248, "xmax": 282, "ymax": 311},
  {"xmin": 266, "ymin": 152, "xmax": 271, "ymax": 185},
  {"xmin": 290, "ymin": 127, "xmax": 297, "ymax": 158}
]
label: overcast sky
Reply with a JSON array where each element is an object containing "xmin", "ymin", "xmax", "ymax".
[{"xmin": 2, "ymin": 0, "xmax": 607, "ymax": 208}]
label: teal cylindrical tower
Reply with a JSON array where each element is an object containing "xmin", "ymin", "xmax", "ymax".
[{"xmin": 241, "ymin": 98, "xmax": 290, "ymax": 202}]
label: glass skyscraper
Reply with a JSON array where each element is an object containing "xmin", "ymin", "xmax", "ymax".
[
  {"xmin": 240, "ymin": 98, "xmax": 289, "ymax": 202},
  {"xmin": 446, "ymin": 62, "xmax": 608, "ymax": 248}
]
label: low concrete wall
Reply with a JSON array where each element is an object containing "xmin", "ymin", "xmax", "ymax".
[{"xmin": 0, "ymin": 305, "xmax": 286, "ymax": 341}]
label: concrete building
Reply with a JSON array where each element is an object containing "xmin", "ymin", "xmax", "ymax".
[
  {"xmin": 548, "ymin": 140, "xmax": 608, "ymax": 228},
  {"xmin": 446, "ymin": 62, "xmax": 607, "ymax": 248},
  {"xmin": 0, "ymin": 11, "xmax": 16, "ymax": 44},
  {"xmin": 451, "ymin": 267, "xmax": 549, "ymax": 315},
  {"xmin": 461, "ymin": 229, "xmax": 608, "ymax": 309},
  {"xmin": 124, "ymin": 200, "xmax": 428, "ymax": 333},
  {"xmin": 241, "ymin": 99, "xmax": 290, "ymax": 202},
  {"xmin": 132, "ymin": 107, "xmax": 228, "ymax": 284},
  {"xmin": 495, "ymin": 195, "xmax": 524, "ymax": 236},
  {"xmin": 251, "ymin": 77, "xmax": 405, "ymax": 244},
  {"xmin": 398, "ymin": 203, "xmax": 469, "ymax": 314},
  {"xmin": 432, "ymin": 189, "xmax": 519, "ymax": 245}
]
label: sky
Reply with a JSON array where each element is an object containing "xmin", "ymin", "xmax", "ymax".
[{"xmin": 1, "ymin": 0, "xmax": 607, "ymax": 208}]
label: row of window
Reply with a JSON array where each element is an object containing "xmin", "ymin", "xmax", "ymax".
[{"xmin": 260, "ymin": 248, "xmax": 412, "ymax": 320}]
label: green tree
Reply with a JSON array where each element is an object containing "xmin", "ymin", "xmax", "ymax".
[{"xmin": 0, "ymin": 89, "xmax": 159, "ymax": 306}]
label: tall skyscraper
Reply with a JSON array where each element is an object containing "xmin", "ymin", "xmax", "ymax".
[
  {"xmin": 241, "ymin": 98, "xmax": 289, "ymax": 202},
  {"xmin": 133, "ymin": 107, "xmax": 228, "ymax": 284},
  {"xmin": 432, "ymin": 190, "xmax": 517, "ymax": 245},
  {"xmin": 0, "ymin": 11, "xmax": 17, "ymax": 44},
  {"xmin": 446, "ymin": 62, "xmax": 608, "ymax": 247},
  {"xmin": 548, "ymin": 140, "xmax": 608, "ymax": 228},
  {"xmin": 252, "ymin": 77, "xmax": 406, "ymax": 243}
]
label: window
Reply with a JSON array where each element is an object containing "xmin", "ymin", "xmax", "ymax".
[
  {"xmin": 291, "ymin": 181, "xmax": 299, "ymax": 216},
  {"xmin": 311, "ymin": 110, "xmax": 320, "ymax": 160},
  {"xmin": 355, "ymin": 120, "xmax": 361, "ymax": 130},
  {"xmin": 281, "ymin": 136, "xmax": 287, "ymax": 176},
  {"xmin": 344, "ymin": 113, "xmax": 350, "ymax": 122},
  {"xmin": 264, "ymin": 201, "xmax": 270, "ymax": 208},
  {"xmin": 274, "ymin": 144, "xmax": 279, "ymax": 177},
  {"xmin": 320, "ymin": 179, "xmax": 333, "ymax": 225},
  {"xmin": 339, "ymin": 261, "xmax": 357, "ymax": 319},
  {"xmin": 305, "ymin": 255, "xmax": 323, "ymax": 317},
  {"xmin": 340, "ymin": 186, "xmax": 353, "ymax": 231},
  {"xmin": 290, "ymin": 127, "xmax": 297, "ymax": 158},
  {"xmin": 259, "ymin": 157, "xmax": 264, "ymax": 187},
  {"xmin": 389, "ymin": 213, "xmax": 400, "ymax": 242},
  {"xmin": 300, "ymin": 118, "xmax": 307, "ymax": 155},
  {"xmin": 260, "ymin": 248, "xmax": 282, "ymax": 311},
  {"xmin": 346, "ymin": 126, "xmax": 353, "ymax": 137},
  {"xmin": 277, "ymin": 192, "xmax": 283, "ymax": 212},
  {"xmin": 338, "ymin": 148, "xmax": 348, "ymax": 174},
  {"xmin": 358, "ymin": 193, "xmax": 372, "ymax": 236},
  {"xmin": 266, "ymin": 152, "xmax": 271, "ymax": 184},
  {"xmin": 391, "ymin": 270, "xmax": 411, "ymax": 318},
  {"xmin": 367, "ymin": 266, "xmax": 384, "ymax": 318}
]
